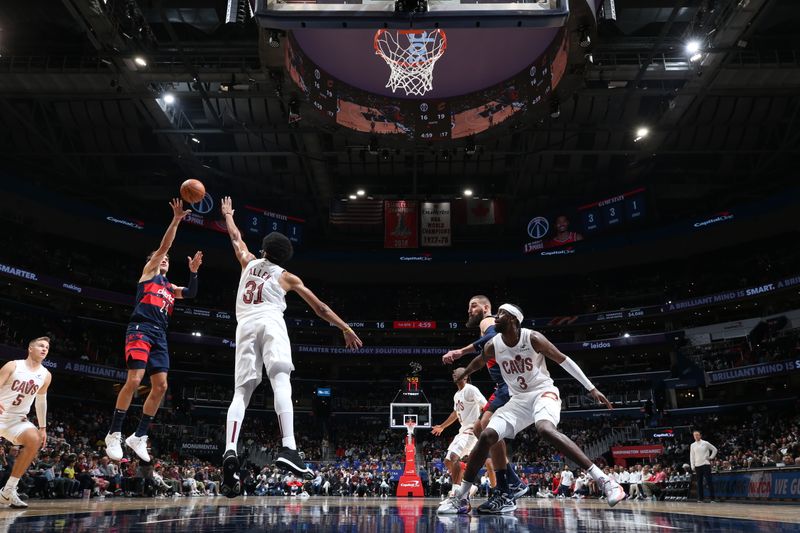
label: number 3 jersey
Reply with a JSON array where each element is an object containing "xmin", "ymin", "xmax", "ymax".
[
  {"xmin": 0, "ymin": 360, "xmax": 47, "ymax": 416},
  {"xmin": 236, "ymin": 258, "xmax": 287, "ymax": 323},
  {"xmin": 490, "ymin": 328, "xmax": 554, "ymax": 395}
]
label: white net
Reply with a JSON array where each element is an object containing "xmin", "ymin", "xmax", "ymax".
[{"xmin": 374, "ymin": 29, "xmax": 447, "ymax": 97}]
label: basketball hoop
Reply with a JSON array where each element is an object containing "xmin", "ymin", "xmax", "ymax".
[{"xmin": 374, "ymin": 29, "xmax": 447, "ymax": 97}]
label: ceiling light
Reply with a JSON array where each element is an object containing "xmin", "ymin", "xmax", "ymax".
[
  {"xmin": 689, "ymin": 52, "xmax": 703, "ymax": 63},
  {"xmin": 623, "ymin": 332, "xmax": 631, "ymax": 338},
  {"xmin": 686, "ymin": 40, "xmax": 701, "ymax": 55},
  {"xmin": 191, "ymin": 137, "xmax": 200, "ymax": 144},
  {"xmin": 134, "ymin": 56, "xmax": 147, "ymax": 67},
  {"xmin": 634, "ymin": 126, "xmax": 650, "ymax": 142},
  {"xmin": 163, "ymin": 93, "xmax": 175, "ymax": 105},
  {"xmin": 356, "ymin": 190, "xmax": 365, "ymax": 196},
  {"xmin": 463, "ymin": 189, "xmax": 473, "ymax": 197},
  {"xmin": 349, "ymin": 194, "xmax": 357, "ymax": 200}
]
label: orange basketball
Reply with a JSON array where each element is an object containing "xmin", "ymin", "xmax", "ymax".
[{"xmin": 180, "ymin": 179, "xmax": 206, "ymax": 204}]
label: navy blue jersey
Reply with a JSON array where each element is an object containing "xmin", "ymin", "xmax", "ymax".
[
  {"xmin": 471, "ymin": 323, "xmax": 504, "ymax": 387},
  {"xmin": 129, "ymin": 274, "xmax": 176, "ymax": 330}
]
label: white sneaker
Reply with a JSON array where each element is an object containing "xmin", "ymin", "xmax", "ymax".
[
  {"xmin": 105, "ymin": 432, "xmax": 124, "ymax": 461},
  {"xmin": 437, "ymin": 496, "xmax": 471, "ymax": 514},
  {"xmin": 600, "ymin": 478, "xmax": 626, "ymax": 507},
  {"xmin": 468, "ymin": 485, "xmax": 479, "ymax": 498},
  {"xmin": 0, "ymin": 487, "xmax": 28, "ymax": 508},
  {"xmin": 125, "ymin": 434, "xmax": 151, "ymax": 462}
]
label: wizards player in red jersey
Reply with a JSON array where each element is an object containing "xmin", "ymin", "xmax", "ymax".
[
  {"xmin": 442, "ymin": 295, "xmax": 528, "ymax": 501},
  {"xmin": 105, "ymin": 198, "xmax": 203, "ymax": 463}
]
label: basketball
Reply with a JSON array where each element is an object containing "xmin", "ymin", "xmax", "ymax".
[{"xmin": 180, "ymin": 179, "xmax": 206, "ymax": 204}]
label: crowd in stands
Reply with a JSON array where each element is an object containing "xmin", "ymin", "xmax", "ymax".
[{"xmin": 689, "ymin": 328, "xmax": 800, "ymax": 372}]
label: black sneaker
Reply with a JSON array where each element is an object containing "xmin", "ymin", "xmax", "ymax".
[
  {"xmin": 220, "ymin": 450, "xmax": 241, "ymax": 498},
  {"xmin": 276, "ymin": 447, "xmax": 314, "ymax": 479},
  {"xmin": 477, "ymin": 489, "xmax": 517, "ymax": 514}
]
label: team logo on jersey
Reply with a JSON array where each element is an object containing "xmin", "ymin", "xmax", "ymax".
[{"xmin": 502, "ymin": 354, "xmax": 534, "ymax": 375}]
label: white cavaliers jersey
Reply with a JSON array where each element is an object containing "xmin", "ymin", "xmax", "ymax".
[
  {"xmin": 0, "ymin": 360, "xmax": 48, "ymax": 416},
  {"xmin": 453, "ymin": 383, "xmax": 487, "ymax": 434},
  {"xmin": 491, "ymin": 328, "xmax": 553, "ymax": 395},
  {"xmin": 235, "ymin": 258, "xmax": 288, "ymax": 323}
]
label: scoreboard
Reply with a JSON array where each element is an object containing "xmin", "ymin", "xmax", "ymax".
[
  {"xmin": 578, "ymin": 187, "xmax": 646, "ymax": 234},
  {"xmin": 414, "ymin": 101, "xmax": 452, "ymax": 141},
  {"xmin": 244, "ymin": 205, "xmax": 305, "ymax": 245}
]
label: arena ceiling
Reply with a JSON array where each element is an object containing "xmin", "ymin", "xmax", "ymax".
[{"xmin": 0, "ymin": 0, "xmax": 799, "ymax": 238}]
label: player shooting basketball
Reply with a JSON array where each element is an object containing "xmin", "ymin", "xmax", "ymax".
[{"xmin": 105, "ymin": 199, "xmax": 203, "ymax": 464}]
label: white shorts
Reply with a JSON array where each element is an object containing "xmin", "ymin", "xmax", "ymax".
[
  {"xmin": 486, "ymin": 386, "xmax": 561, "ymax": 441},
  {"xmin": 0, "ymin": 414, "xmax": 36, "ymax": 444},
  {"xmin": 235, "ymin": 315, "xmax": 294, "ymax": 388},
  {"xmin": 446, "ymin": 432, "xmax": 478, "ymax": 460}
]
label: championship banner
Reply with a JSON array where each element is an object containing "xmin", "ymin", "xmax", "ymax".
[
  {"xmin": 420, "ymin": 202, "xmax": 451, "ymax": 247},
  {"xmin": 384, "ymin": 200, "xmax": 419, "ymax": 249}
]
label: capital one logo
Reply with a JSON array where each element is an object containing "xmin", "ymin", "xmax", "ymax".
[
  {"xmin": 527, "ymin": 216, "xmax": 549, "ymax": 240},
  {"xmin": 400, "ymin": 480, "xmax": 420, "ymax": 487},
  {"xmin": 192, "ymin": 194, "xmax": 214, "ymax": 215}
]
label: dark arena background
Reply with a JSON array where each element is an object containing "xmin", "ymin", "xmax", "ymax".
[{"xmin": 0, "ymin": 0, "xmax": 800, "ymax": 531}]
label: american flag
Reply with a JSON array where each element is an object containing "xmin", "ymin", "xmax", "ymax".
[{"xmin": 329, "ymin": 199, "xmax": 384, "ymax": 225}]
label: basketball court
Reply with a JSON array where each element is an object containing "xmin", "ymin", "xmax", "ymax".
[{"xmin": 2, "ymin": 498, "xmax": 799, "ymax": 532}]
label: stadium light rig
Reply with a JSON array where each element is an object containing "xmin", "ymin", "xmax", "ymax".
[{"xmin": 686, "ymin": 40, "xmax": 703, "ymax": 62}]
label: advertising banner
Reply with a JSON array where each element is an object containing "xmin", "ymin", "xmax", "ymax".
[
  {"xmin": 712, "ymin": 469, "xmax": 800, "ymax": 501},
  {"xmin": 706, "ymin": 358, "xmax": 800, "ymax": 385}
]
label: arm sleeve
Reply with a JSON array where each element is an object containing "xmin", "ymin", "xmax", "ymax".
[
  {"xmin": 472, "ymin": 325, "xmax": 497, "ymax": 353},
  {"xmin": 558, "ymin": 356, "xmax": 595, "ymax": 391},
  {"xmin": 35, "ymin": 394, "xmax": 47, "ymax": 428},
  {"xmin": 182, "ymin": 272, "xmax": 198, "ymax": 298}
]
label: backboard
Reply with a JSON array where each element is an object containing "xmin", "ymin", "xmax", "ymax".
[
  {"xmin": 255, "ymin": 0, "xmax": 569, "ymax": 29},
  {"xmin": 390, "ymin": 403, "xmax": 432, "ymax": 429}
]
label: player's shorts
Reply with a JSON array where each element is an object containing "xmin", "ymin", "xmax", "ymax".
[
  {"xmin": 446, "ymin": 431, "xmax": 478, "ymax": 460},
  {"xmin": 486, "ymin": 386, "xmax": 561, "ymax": 441},
  {"xmin": 235, "ymin": 314, "xmax": 294, "ymax": 387},
  {"xmin": 0, "ymin": 414, "xmax": 37, "ymax": 444},
  {"xmin": 125, "ymin": 322, "xmax": 169, "ymax": 375},
  {"xmin": 484, "ymin": 383, "xmax": 511, "ymax": 413}
]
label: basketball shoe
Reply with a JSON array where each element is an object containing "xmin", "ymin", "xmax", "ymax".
[
  {"xmin": 0, "ymin": 488, "xmax": 27, "ymax": 509},
  {"xmin": 276, "ymin": 447, "xmax": 314, "ymax": 479},
  {"xmin": 125, "ymin": 434, "xmax": 151, "ymax": 462},
  {"xmin": 508, "ymin": 479, "xmax": 529, "ymax": 500},
  {"xmin": 221, "ymin": 450, "xmax": 241, "ymax": 498},
  {"xmin": 105, "ymin": 432, "xmax": 124, "ymax": 461},
  {"xmin": 437, "ymin": 495, "xmax": 471, "ymax": 514},
  {"xmin": 599, "ymin": 477, "xmax": 627, "ymax": 507},
  {"xmin": 477, "ymin": 490, "xmax": 517, "ymax": 514}
]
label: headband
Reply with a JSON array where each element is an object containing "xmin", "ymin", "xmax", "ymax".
[{"xmin": 498, "ymin": 303, "xmax": 524, "ymax": 324}]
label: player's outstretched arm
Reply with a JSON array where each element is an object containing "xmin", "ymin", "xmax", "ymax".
[
  {"xmin": 282, "ymin": 272, "xmax": 363, "ymax": 350},
  {"xmin": 175, "ymin": 251, "xmax": 203, "ymax": 299},
  {"xmin": 462, "ymin": 342, "xmax": 493, "ymax": 380},
  {"xmin": 431, "ymin": 411, "xmax": 459, "ymax": 436},
  {"xmin": 143, "ymin": 199, "xmax": 190, "ymax": 279},
  {"xmin": 35, "ymin": 372, "xmax": 52, "ymax": 448},
  {"xmin": 220, "ymin": 196, "xmax": 256, "ymax": 269},
  {"xmin": 531, "ymin": 330, "xmax": 613, "ymax": 410}
]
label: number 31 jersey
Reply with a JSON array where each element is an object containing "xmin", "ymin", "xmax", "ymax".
[
  {"xmin": 236, "ymin": 258, "xmax": 287, "ymax": 323},
  {"xmin": 490, "ymin": 328, "xmax": 554, "ymax": 395}
]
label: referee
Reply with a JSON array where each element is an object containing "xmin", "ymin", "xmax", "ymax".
[{"xmin": 690, "ymin": 430, "xmax": 718, "ymax": 502}]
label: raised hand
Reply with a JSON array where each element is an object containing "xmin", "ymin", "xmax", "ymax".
[
  {"xmin": 431, "ymin": 425, "xmax": 444, "ymax": 436},
  {"xmin": 170, "ymin": 198, "xmax": 191, "ymax": 220},
  {"xmin": 221, "ymin": 196, "xmax": 234, "ymax": 217},
  {"xmin": 188, "ymin": 251, "xmax": 203, "ymax": 273}
]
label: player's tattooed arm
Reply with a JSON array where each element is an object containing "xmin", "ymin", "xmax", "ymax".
[{"xmin": 220, "ymin": 196, "xmax": 256, "ymax": 268}]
